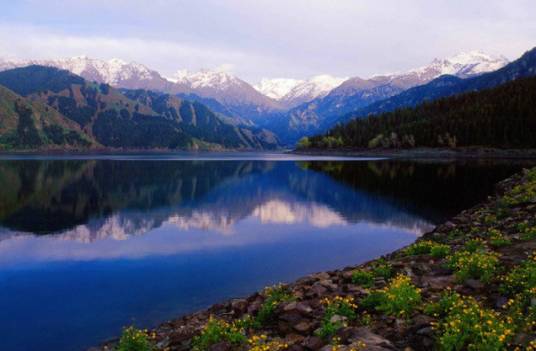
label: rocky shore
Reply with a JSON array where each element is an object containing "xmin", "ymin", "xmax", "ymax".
[{"xmin": 97, "ymin": 167, "xmax": 536, "ymax": 351}]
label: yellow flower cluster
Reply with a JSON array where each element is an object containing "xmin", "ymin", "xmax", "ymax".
[
  {"xmin": 321, "ymin": 295, "xmax": 358, "ymax": 309},
  {"xmin": 247, "ymin": 334, "xmax": 288, "ymax": 351},
  {"xmin": 116, "ymin": 326, "xmax": 153, "ymax": 351},
  {"xmin": 447, "ymin": 250, "xmax": 500, "ymax": 283},
  {"xmin": 404, "ymin": 240, "xmax": 450, "ymax": 258},
  {"xmin": 434, "ymin": 295, "xmax": 514, "ymax": 350},
  {"xmin": 376, "ymin": 274, "xmax": 422, "ymax": 318}
]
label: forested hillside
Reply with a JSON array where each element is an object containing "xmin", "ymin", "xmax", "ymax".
[
  {"xmin": 0, "ymin": 85, "xmax": 96, "ymax": 150},
  {"xmin": 303, "ymin": 76, "xmax": 536, "ymax": 149},
  {"xmin": 0, "ymin": 66, "xmax": 279, "ymax": 150}
]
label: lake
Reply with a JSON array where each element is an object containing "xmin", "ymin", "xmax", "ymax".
[{"xmin": 0, "ymin": 153, "xmax": 531, "ymax": 351}]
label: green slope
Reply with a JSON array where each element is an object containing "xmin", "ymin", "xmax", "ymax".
[
  {"xmin": 0, "ymin": 85, "xmax": 97, "ymax": 150},
  {"xmin": 306, "ymin": 76, "xmax": 536, "ymax": 149},
  {"xmin": 0, "ymin": 66, "xmax": 279, "ymax": 150}
]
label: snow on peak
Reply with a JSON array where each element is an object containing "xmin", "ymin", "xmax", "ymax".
[
  {"xmin": 254, "ymin": 78, "xmax": 304, "ymax": 99},
  {"xmin": 412, "ymin": 50, "xmax": 509, "ymax": 78},
  {"xmin": 0, "ymin": 56, "xmax": 157, "ymax": 85},
  {"xmin": 254, "ymin": 75, "xmax": 346, "ymax": 105},
  {"xmin": 170, "ymin": 69, "xmax": 243, "ymax": 90}
]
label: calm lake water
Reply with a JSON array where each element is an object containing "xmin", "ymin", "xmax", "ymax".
[{"xmin": 0, "ymin": 153, "xmax": 532, "ymax": 351}]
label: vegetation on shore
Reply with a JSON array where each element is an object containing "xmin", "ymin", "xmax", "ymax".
[
  {"xmin": 299, "ymin": 76, "xmax": 536, "ymax": 151},
  {"xmin": 103, "ymin": 167, "xmax": 536, "ymax": 351}
]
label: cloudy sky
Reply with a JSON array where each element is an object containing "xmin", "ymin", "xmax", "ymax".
[{"xmin": 0, "ymin": 0, "xmax": 535, "ymax": 83}]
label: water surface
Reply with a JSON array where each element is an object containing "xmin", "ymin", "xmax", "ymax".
[{"xmin": 0, "ymin": 154, "xmax": 531, "ymax": 351}]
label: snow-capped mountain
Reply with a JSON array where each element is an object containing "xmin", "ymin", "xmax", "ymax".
[
  {"xmin": 254, "ymin": 78, "xmax": 303, "ymax": 100},
  {"xmin": 0, "ymin": 56, "xmax": 171, "ymax": 91},
  {"xmin": 281, "ymin": 51, "xmax": 509, "ymax": 144},
  {"xmin": 254, "ymin": 75, "xmax": 346, "ymax": 108},
  {"xmin": 167, "ymin": 68, "xmax": 282, "ymax": 121},
  {"xmin": 374, "ymin": 50, "xmax": 509, "ymax": 84},
  {"xmin": 0, "ymin": 51, "xmax": 510, "ymax": 142}
]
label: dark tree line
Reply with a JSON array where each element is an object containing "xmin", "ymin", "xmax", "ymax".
[{"xmin": 304, "ymin": 77, "xmax": 536, "ymax": 149}]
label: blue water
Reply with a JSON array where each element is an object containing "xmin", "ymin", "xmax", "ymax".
[{"xmin": 0, "ymin": 154, "xmax": 529, "ymax": 350}]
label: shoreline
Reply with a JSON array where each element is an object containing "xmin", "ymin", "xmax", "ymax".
[
  {"xmin": 95, "ymin": 167, "xmax": 536, "ymax": 351},
  {"xmin": 291, "ymin": 147, "xmax": 536, "ymax": 160}
]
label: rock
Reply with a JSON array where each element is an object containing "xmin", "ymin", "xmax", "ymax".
[
  {"xmin": 302, "ymin": 336, "xmax": 325, "ymax": 350},
  {"xmin": 495, "ymin": 296, "xmax": 508, "ymax": 309},
  {"xmin": 283, "ymin": 301, "xmax": 313, "ymax": 315},
  {"xmin": 294, "ymin": 321, "xmax": 314, "ymax": 333},
  {"xmin": 329, "ymin": 314, "xmax": 348, "ymax": 324},
  {"xmin": 425, "ymin": 275, "xmax": 455, "ymax": 290},
  {"xmin": 309, "ymin": 283, "xmax": 328, "ymax": 296},
  {"xmin": 416, "ymin": 327, "xmax": 433, "ymax": 336},
  {"xmin": 285, "ymin": 333, "xmax": 305, "ymax": 345},
  {"xmin": 280, "ymin": 311, "xmax": 303, "ymax": 324},
  {"xmin": 412, "ymin": 314, "xmax": 434, "ymax": 330},
  {"xmin": 319, "ymin": 279, "xmax": 338, "ymax": 290},
  {"xmin": 208, "ymin": 341, "xmax": 232, "ymax": 351},
  {"xmin": 312, "ymin": 272, "xmax": 331, "ymax": 280},
  {"xmin": 348, "ymin": 327, "xmax": 396, "ymax": 350},
  {"xmin": 465, "ymin": 279, "xmax": 485, "ymax": 290},
  {"xmin": 247, "ymin": 300, "xmax": 262, "ymax": 315},
  {"xmin": 230, "ymin": 299, "xmax": 248, "ymax": 314}
]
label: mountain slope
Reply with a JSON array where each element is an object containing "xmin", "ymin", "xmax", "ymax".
[
  {"xmin": 168, "ymin": 69, "xmax": 283, "ymax": 124},
  {"xmin": 0, "ymin": 84, "xmax": 96, "ymax": 150},
  {"xmin": 254, "ymin": 75, "xmax": 346, "ymax": 108},
  {"xmin": 282, "ymin": 51, "xmax": 509, "ymax": 144},
  {"xmin": 0, "ymin": 66, "xmax": 278, "ymax": 150},
  {"xmin": 122, "ymin": 89, "xmax": 279, "ymax": 149},
  {"xmin": 344, "ymin": 47, "xmax": 536, "ymax": 122},
  {"xmin": 0, "ymin": 56, "xmax": 171, "ymax": 91},
  {"xmin": 307, "ymin": 75, "xmax": 536, "ymax": 149},
  {"xmin": 0, "ymin": 58, "xmax": 281, "ymax": 127}
]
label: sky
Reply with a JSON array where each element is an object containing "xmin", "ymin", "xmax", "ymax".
[{"xmin": 0, "ymin": 0, "xmax": 535, "ymax": 83}]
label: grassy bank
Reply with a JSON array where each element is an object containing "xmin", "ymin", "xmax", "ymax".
[{"xmin": 97, "ymin": 167, "xmax": 536, "ymax": 351}]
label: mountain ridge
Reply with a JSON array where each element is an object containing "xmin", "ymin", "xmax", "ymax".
[{"xmin": 0, "ymin": 65, "xmax": 279, "ymax": 150}]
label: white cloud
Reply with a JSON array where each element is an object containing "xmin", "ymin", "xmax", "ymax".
[
  {"xmin": 0, "ymin": 24, "xmax": 284, "ymax": 82},
  {"xmin": 0, "ymin": 1, "xmax": 535, "ymax": 83}
]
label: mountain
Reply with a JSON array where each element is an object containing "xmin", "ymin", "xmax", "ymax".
[
  {"xmin": 306, "ymin": 75, "xmax": 536, "ymax": 150},
  {"xmin": 343, "ymin": 47, "xmax": 536, "ymax": 122},
  {"xmin": 0, "ymin": 84, "xmax": 96, "ymax": 150},
  {"xmin": 0, "ymin": 56, "xmax": 171, "ymax": 91},
  {"xmin": 167, "ymin": 69, "xmax": 283, "ymax": 123},
  {"xmin": 0, "ymin": 66, "xmax": 278, "ymax": 150},
  {"xmin": 282, "ymin": 51, "xmax": 509, "ymax": 144},
  {"xmin": 254, "ymin": 78, "xmax": 303, "ymax": 100},
  {"xmin": 254, "ymin": 75, "xmax": 346, "ymax": 108},
  {"xmin": 122, "ymin": 89, "xmax": 279, "ymax": 149},
  {"xmin": 0, "ymin": 57, "xmax": 282, "ymax": 126}
]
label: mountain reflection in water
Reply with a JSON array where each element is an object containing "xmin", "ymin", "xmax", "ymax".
[{"xmin": 0, "ymin": 157, "xmax": 531, "ymax": 351}]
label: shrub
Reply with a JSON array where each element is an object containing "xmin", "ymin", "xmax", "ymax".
[
  {"xmin": 316, "ymin": 296, "xmax": 357, "ymax": 340},
  {"xmin": 463, "ymin": 238, "xmax": 486, "ymax": 253},
  {"xmin": 433, "ymin": 295, "xmax": 514, "ymax": 351},
  {"xmin": 371, "ymin": 258, "xmax": 393, "ymax": 280},
  {"xmin": 404, "ymin": 240, "xmax": 451, "ymax": 258},
  {"xmin": 255, "ymin": 284, "xmax": 293, "ymax": 327},
  {"xmin": 520, "ymin": 226, "xmax": 536, "ymax": 241},
  {"xmin": 192, "ymin": 317, "xmax": 247, "ymax": 351},
  {"xmin": 376, "ymin": 274, "xmax": 421, "ymax": 318},
  {"xmin": 447, "ymin": 250, "xmax": 500, "ymax": 283},
  {"xmin": 487, "ymin": 229, "xmax": 511, "ymax": 248},
  {"xmin": 424, "ymin": 289, "xmax": 462, "ymax": 318},
  {"xmin": 502, "ymin": 172, "xmax": 536, "ymax": 206},
  {"xmin": 116, "ymin": 326, "xmax": 154, "ymax": 351},
  {"xmin": 248, "ymin": 335, "xmax": 288, "ymax": 351},
  {"xmin": 351, "ymin": 270, "xmax": 374, "ymax": 288},
  {"xmin": 500, "ymin": 253, "xmax": 536, "ymax": 296},
  {"xmin": 360, "ymin": 291, "xmax": 387, "ymax": 311}
]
